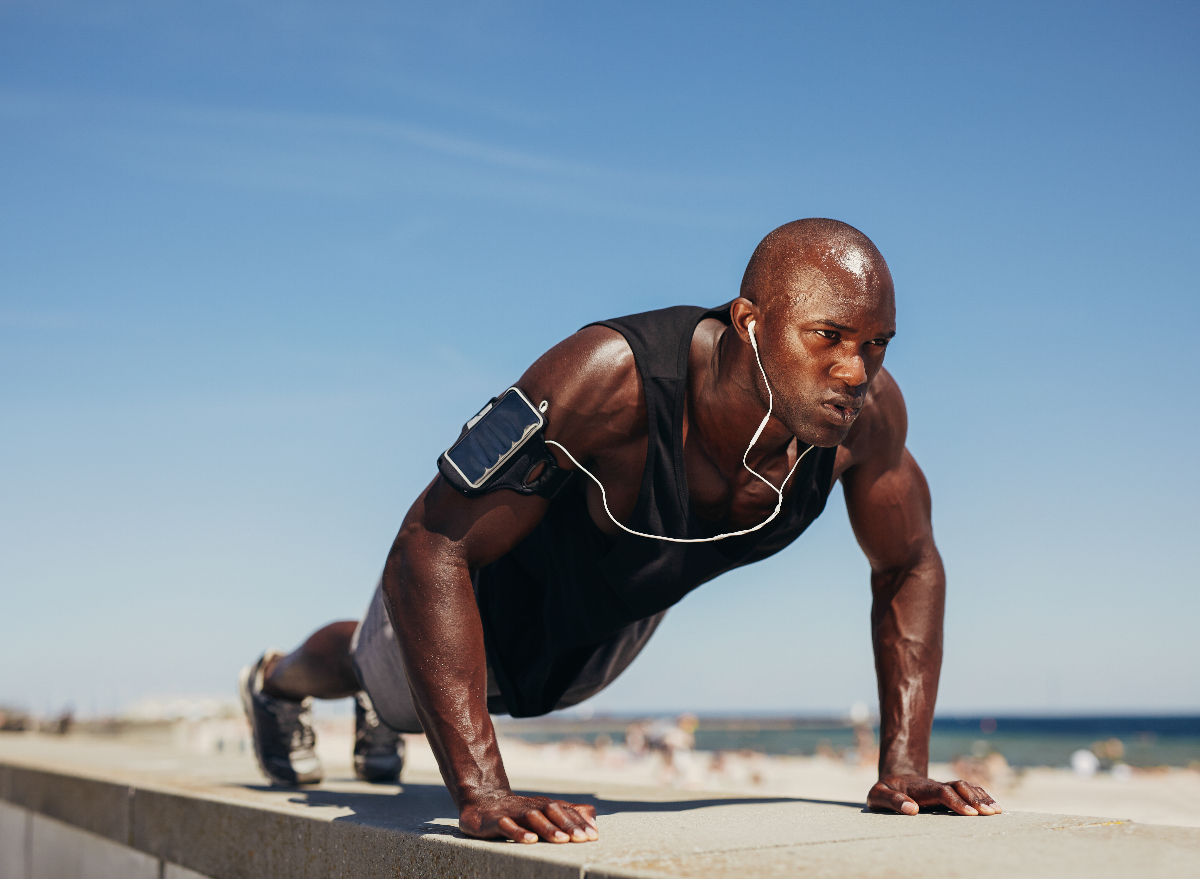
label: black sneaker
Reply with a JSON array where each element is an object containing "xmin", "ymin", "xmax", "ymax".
[
  {"xmin": 238, "ymin": 651, "xmax": 323, "ymax": 786},
  {"xmin": 354, "ymin": 691, "xmax": 404, "ymax": 783}
]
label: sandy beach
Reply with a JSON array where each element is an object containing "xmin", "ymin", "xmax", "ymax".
[
  {"xmin": 39, "ymin": 713, "xmax": 1195, "ymax": 830},
  {"xmin": 255, "ymin": 718, "xmax": 1200, "ymax": 829}
]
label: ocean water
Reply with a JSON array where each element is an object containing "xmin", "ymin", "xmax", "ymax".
[
  {"xmin": 925, "ymin": 716, "xmax": 1200, "ymax": 768},
  {"xmin": 496, "ymin": 715, "xmax": 1200, "ymax": 768}
]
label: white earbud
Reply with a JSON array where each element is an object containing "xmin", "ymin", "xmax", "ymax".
[{"xmin": 544, "ymin": 315, "xmax": 814, "ymax": 543}]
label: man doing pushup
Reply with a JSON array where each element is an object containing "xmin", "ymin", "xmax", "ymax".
[{"xmin": 240, "ymin": 218, "xmax": 1001, "ymax": 844}]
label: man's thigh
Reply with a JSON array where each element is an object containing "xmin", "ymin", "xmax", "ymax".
[{"xmin": 349, "ymin": 581, "xmax": 427, "ymax": 733}]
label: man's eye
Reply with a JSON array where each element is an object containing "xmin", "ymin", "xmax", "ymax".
[
  {"xmin": 869, "ymin": 339, "xmax": 890, "ymax": 348},
  {"xmin": 816, "ymin": 330, "xmax": 839, "ymax": 341}
]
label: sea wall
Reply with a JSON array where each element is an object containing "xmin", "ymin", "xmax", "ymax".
[
  {"xmin": 0, "ymin": 762, "xmax": 558, "ymax": 879},
  {"xmin": 2, "ymin": 738, "xmax": 1199, "ymax": 879}
]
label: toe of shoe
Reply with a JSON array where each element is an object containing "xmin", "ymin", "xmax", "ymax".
[
  {"xmin": 354, "ymin": 756, "xmax": 402, "ymax": 783},
  {"xmin": 291, "ymin": 755, "xmax": 324, "ymax": 784},
  {"xmin": 262, "ymin": 755, "xmax": 323, "ymax": 786}
]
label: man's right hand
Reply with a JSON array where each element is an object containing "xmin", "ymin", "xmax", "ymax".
[{"xmin": 459, "ymin": 794, "xmax": 599, "ymax": 844}]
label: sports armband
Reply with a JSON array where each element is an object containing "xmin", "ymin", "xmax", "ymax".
[{"xmin": 437, "ymin": 387, "xmax": 575, "ymax": 499}]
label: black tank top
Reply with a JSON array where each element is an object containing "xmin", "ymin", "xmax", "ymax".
[{"xmin": 475, "ymin": 303, "xmax": 838, "ymax": 717}]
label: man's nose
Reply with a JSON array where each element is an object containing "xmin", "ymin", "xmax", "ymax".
[{"xmin": 831, "ymin": 353, "xmax": 868, "ymax": 387}]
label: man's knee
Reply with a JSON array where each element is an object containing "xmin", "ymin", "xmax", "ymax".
[{"xmin": 300, "ymin": 620, "xmax": 359, "ymax": 661}]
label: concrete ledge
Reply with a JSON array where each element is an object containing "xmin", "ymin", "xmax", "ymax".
[
  {"xmin": 1, "ymin": 763, "xmax": 133, "ymax": 844},
  {"xmin": 128, "ymin": 785, "xmax": 579, "ymax": 879},
  {"xmin": 1, "ymin": 736, "xmax": 1198, "ymax": 879}
]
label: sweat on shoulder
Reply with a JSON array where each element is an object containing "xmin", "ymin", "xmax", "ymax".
[{"xmin": 239, "ymin": 218, "xmax": 1001, "ymax": 846}]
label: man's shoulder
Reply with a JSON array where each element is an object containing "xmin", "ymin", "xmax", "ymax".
[
  {"xmin": 570, "ymin": 323, "xmax": 641, "ymax": 370},
  {"xmin": 530, "ymin": 324, "xmax": 639, "ymax": 395},
  {"xmin": 515, "ymin": 325, "xmax": 647, "ymax": 455}
]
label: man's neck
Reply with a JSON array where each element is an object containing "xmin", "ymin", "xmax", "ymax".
[{"xmin": 689, "ymin": 320, "xmax": 795, "ymax": 475}]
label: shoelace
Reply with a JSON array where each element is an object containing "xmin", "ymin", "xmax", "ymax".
[
  {"xmin": 291, "ymin": 720, "xmax": 316, "ymax": 752},
  {"xmin": 266, "ymin": 698, "xmax": 315, "ymax": 752},
  {"xmin": 357, "ymin": 696, "xmax": 400, "ymax": 755}
]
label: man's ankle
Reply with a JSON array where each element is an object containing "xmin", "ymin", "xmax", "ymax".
[{"xmin": 261, "ymin": 654, "xmax": 303, "ymax": 701}]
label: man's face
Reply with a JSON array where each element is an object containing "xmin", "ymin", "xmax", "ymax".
[{"xmin": 757, "ymin": 263, "xmax": 896, "ymax": 448}]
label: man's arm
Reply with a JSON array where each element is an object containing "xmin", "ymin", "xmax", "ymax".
[
  {"xmin": 383, "ymin": 327, "xmax": 642, "ymax": 844},
  {"xmin": 840, "ymin": 369, "xmax": 1000, "ymax": 816}
]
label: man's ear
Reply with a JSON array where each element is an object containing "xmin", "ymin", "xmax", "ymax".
[{"xmin": 729, "ymin": 297, "xmax": 760, "ymax": 343}]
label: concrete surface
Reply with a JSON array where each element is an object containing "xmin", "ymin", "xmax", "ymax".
[
  {"xmin": 0, "ymin": 802, "xmax": 26, "ymax": 879},
  {"xmin": 0, "ymin": 798, "xmax": 203, "ymax": 879},
  {"xmin": 1, "ymin": 734, "xmax": 1198, "ymax": 878},
  {"xmin": 27, "ymin": 813, "xmax": 159, "ymax": 879}
]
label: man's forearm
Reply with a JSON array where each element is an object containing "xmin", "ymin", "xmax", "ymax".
[
  {"xmin": 382, "ymin": 539, "xmax": 511, "ymax": 811},
  {"xmin": 870, "ymin": 544, "xmax": 945, "ymax": 778}
]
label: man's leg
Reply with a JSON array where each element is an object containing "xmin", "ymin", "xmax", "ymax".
[
  {"xmin": 242, "ymin": 603, "xmax": 407, "ymax": 786},
  {"xmin": 240, "ymin": 633, "xmax": 329, "ymax": 786},
  {"xmin": 241, "ymin": 620, "xmax": 364, "ymax": 787},
  {"xmin": 262, "ymin": 621, "xmax": 360, "ymax": 701}
]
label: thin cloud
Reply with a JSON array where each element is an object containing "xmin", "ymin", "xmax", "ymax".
[
  {"xmin": 3, "ymin": 87, "xmax": 754, "ymax": 226},
  {"xmin": 162, "ymin": 101, "xmax": 748, "ymax": 191}
]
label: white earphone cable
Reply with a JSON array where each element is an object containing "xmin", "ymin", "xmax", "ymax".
[{"xmin": 544, "ymin": 322, "xmax": 814, "ymax": 543}]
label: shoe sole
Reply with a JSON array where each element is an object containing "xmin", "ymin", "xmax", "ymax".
[{"xmin": 354, "ymin": 758, "xmax": 403, "ymax": 784}]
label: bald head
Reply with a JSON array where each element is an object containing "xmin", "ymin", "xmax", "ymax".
[
  {"xmin": 726, "ymin": 219, "xmax": 896, "ymax": 447},
  {"xmin": 740, "ymin": 219, "xmax": 891, "ymax": 318}
]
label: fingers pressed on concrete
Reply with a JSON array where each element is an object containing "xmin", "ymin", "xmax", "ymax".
[
  {"xmin": 525, "ymin": 809, "xmax": 569, "ymax": 843},
  {"xmin": 552, "ymin": 802, "xmax": 598, "ymax": 839},
  {"xmin": 546, "ymin": 802, "xmax": 582, "ymax": 826},
  {"xmin": 939, "ymin": 786, "xmax": 978, "ymax": 816},
  {"xmin": 569, "ymin": 802, "xmax": 599, "ymax": 829},
  {"xmin": 955, "ymin": 781, "xmax": 997, "ymax": 814},
  {"xmin": 496, "ymin": 816, "xmax": 537, "ymax": 844}
]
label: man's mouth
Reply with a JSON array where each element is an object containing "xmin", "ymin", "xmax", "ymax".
[{"xmin": 821, "ymin": 400, "xmax": 862, "ymax": 426}]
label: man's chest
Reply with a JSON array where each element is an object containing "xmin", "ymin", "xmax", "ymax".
[
  {"xmin": 683, "ymin": 438, "xmax": 805, "ymax": 528},
  {"xmin": 579, "ymin": 430, "xmax": 812, "ymax": 537}
]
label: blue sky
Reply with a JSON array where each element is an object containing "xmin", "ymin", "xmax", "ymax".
[{"xmin": 2, "ymin": 1, "xmax": 1197, "ymax": 717}]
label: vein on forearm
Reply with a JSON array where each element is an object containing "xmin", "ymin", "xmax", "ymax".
[
  {"xmin": 384, "ymin": 540, "xmax": 510, "ymax": 809},
  {"xmin": 871, "ymin": 551, "xmax": 944, "ymax": 777}
]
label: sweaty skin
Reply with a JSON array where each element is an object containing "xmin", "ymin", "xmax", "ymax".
[{"xmin": 381, "ymin": 219, "xmax": 998, "ymax": 843}]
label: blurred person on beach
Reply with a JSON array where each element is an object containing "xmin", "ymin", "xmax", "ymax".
[
  {"xmin": 625, "ymin": 714, "xmax": 698, "ymax": 781},
  {"xmin": 644, "ymin": 714, "xmax": 699, "ymax": 785},
  {"xmin": 240, "ymin": 219, "xmax": 1001, "ymax": 844}
]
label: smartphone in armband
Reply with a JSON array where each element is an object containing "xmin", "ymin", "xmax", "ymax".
[{"xmin": 439, "ymin": 387, "xmax": 547, "ymax": 493}]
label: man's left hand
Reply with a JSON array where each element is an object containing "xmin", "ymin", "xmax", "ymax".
[{"xmin": 868, "ymin": 775, "xmax": 1001, "ymax": 816}]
